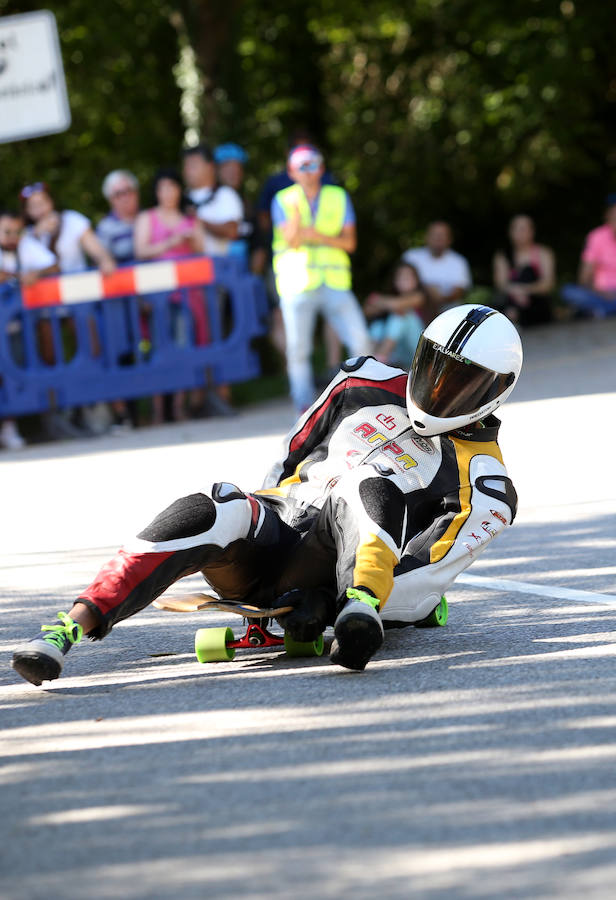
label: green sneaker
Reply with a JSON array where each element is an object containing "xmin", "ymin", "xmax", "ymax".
[
  {"xmin": 330, "ymin": 588, "xmax": 384, "ymax": 671},
  {"xmin": 12, "ymin": 612, "xmax": 83, "ymax": 686}
]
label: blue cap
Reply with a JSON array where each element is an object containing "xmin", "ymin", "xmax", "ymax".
[
  {"xmin": 214, "ymin": 143, "xmax": 248, "ymax": 164},
  {"xmin": 606, "ymin": 192, "xmax": 616, "ymax": 208}
]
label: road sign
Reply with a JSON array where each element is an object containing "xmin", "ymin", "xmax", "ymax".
[{"xmin": 0, "ymin": 10, "xmax": 71, "ymax": 144}]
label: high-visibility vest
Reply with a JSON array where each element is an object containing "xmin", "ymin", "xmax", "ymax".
[{"xmin": 272, "ymin": 184, "xmax": 352, "ymax": 294}]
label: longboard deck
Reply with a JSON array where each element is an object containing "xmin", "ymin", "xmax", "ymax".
[{"xmin": 154, "ymin": 593, "xmax": 292, "ymax": 618}]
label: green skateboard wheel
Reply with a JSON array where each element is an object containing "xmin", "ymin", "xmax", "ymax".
[
  {"xmin": 415, "ymin": 595, "xmax": 448, "ymax": 628},
  {"xmin": 195, "ymin": 626, "xmax": 235, "ymax": 662},
  {"xmin": 283, "ymin": 632, "xmax": 325, "ymax": 658}
]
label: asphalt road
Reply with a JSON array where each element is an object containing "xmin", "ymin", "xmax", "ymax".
[{"xmin": 1, "ymin": 318, "xmax": 616, "ymax": 899}]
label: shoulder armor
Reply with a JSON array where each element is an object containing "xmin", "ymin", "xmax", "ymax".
[
  {"xmin": 341, "ymin": 356, "xmax": 406, "ymax": 379},
  {"xmin": 340, "ymin": 356, "xmax": 370, "ymax": 373}
]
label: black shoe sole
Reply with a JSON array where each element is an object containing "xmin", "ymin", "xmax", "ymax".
[
  {"xmin": 330, "ymin": 612, "xmax": 383, "ymax": 671},
  {"xmin": 12, "ymin": 652, "xmax": 62, "ymax": 686}
]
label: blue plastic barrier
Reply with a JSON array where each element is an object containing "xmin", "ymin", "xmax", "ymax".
[{"xmin": 0, "ymin": 257, "xmax": 268, "ymax": 418}]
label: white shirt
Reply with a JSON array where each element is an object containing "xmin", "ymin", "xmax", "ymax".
[
  {"xmin": 188, "ymin": 185, "xmax": 243, "ymax": 256},
  {"xmin": 28, "ymin": 209, "xmax": 91, "ymax": 273},
  {"xmin": 402, "ymin": 246, "xmax": 472, "ymax": 294},
  {"xmin": 0, "ymin": 234, "xmax": 57, "ymax": 274}
]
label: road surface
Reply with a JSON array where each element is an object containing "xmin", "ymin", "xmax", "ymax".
[{"xmin": 1, "ymin": 319, "xmax": 616, "ymax": 899}]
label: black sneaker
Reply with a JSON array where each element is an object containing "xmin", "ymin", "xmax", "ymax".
[
  {"xmin": 12, "ymin": 612, "xmax": 83, "ymax": 686},
  {"xmin": 330, "ymin": 588, "xmax": 384, "ymax": 671}
]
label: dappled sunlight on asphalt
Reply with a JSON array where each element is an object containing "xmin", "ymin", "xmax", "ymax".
[
  {"xmin": 3, "ymin": 586, "xmax": 616, "ymax": 899},
  {"xmin": 2, "ymin": 318, "xmax": 616, "ymax": 898}
]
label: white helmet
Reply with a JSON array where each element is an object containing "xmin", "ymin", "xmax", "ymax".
[{"xmin": 406, "ymin": 304, "xmax": 523, "ymax": 436}]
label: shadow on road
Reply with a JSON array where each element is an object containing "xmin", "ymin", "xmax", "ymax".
[
  {"xmin": 1, "ymin": 593, "xmax": 616, "ymax": 899},
  {"xmin": 2, "ymin": 321, "xmax": 616, "ymax": 898}
]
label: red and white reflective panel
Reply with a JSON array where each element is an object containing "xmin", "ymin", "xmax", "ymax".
[{"xmin": 21, "ymin": 257, "xmax": 215, "ymax": 309}]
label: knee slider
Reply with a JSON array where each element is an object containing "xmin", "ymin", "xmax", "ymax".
[{"xmin": 137, "ymin": 493, "xmax": 217, "ymax": 542}]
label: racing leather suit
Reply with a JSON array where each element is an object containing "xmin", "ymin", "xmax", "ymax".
[{"xmin": 78, "ymin": 357, "xmax": 517, "ymax": 637}]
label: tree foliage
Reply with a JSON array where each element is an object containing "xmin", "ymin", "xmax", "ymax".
[
  {"xmin": 204, "ymin": 0, "xmax": 616, "ymax": 283},
  {"xmin": 1, "ymin": 0, "xmax": 615, "ymax": 285},
  {"xmin": 0, "ymin": 0, "xmax": 182, "ymax": 216}
]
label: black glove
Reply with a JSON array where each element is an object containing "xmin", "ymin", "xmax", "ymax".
[{"xmin": 275, "ymin": 587, "xmax": 335, "ymax": 642}]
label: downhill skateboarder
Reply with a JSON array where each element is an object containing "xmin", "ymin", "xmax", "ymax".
[{"xmin": 13, "ymin": 304, "xmax": 522, "ymax": 682}]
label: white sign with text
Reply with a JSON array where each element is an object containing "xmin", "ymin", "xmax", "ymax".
[{"xmin": 0, "ymin": 10, "xmax": 71, "ymax": 143}]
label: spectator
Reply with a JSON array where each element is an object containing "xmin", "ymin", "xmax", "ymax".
[
  {"xmin": 256, "ymin": 130, "xmax": 339, "ymax": 360},
  {"xmin": 256, "ymin": 129, "xmax": 338, "ymax": 245},
  {"xmin": 97, "ymin": 169, "xmax": 142, "ymax": 432},
  {"xmin": 19, "ymin": 184, "xmax": 116, "ymax": 440},
  {"xmin": 493, "ymin": 214, "xmax": 555, "ymax": 325},
  {"xmin": 402, "ymin": 221, "xmax": 472, "ymax": 320},
  {"xmin": 97, "ymin": 169, "xmax": 140, "ymax": 264},
  {"xmin": 134, "ymin": 168, "xmax": 203, "ymax": 261},
  {"xmin": 214, "ymin": 142, "xmax": 247, "ymax": 193},
  {"xmin": 0, "ymin": 209, "xmax": 59, "ymax": 449},
  {"xmin": 365, "ymin": 262, "xmax": 426, "ymax": 367},
  {"xmin": 20, "ymin": 182, "xmax": 115, "ymax": 275},
  {"xmin": 272, "ymin": 144, "xmax": 371, "ymax": 413},
  {"xmin": 134, "ymin": 167, "xmax": 205, "ymax": 423},
  {"xmin": 214, "ymin": 142, "xmax": 255, "ymax": 265},
  {"xmin": 561, "ymin": 195, "xmax": 616, "ymax": 317},
  {"xmin": 0, "ymin": 209, "xmax": 58, "ymax": 285},
  {"xmin": 182, "ymin": 144, "xmax": 242, "ymax": 257},
  {"xmin": 183, "ymin": 145, "xmax": 243, "ymax": 417}
]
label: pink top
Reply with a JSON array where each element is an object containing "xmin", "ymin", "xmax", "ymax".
[
  {"xmin": 148, "ymin": 209, "xmax": 196, "ymax": 259},
  {"xmin": 581, "ymin": 224, "xmax": 616, "ymax": 291}
]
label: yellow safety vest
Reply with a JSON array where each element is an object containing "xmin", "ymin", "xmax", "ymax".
[{"xmin": 272, "ymin": 184, "xmax": 352, "ymax": 294}]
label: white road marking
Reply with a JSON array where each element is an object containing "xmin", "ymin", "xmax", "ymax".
[{"xmin": 458, "ymin": 573, "xmax": 616, "ymax": 608}]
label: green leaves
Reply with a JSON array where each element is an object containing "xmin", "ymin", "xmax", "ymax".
[
  {"xmin": 1, "ymin": 0, "xmax": 182, "ymax": 218},
  {"xmin": 1, "ymin": 0, "xmax": 613, "ymax": 287}
]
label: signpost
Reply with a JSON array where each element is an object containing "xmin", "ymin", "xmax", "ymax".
[{"xmin": 0, "ymin": 10, "xmax": 71, "ymax": 144}]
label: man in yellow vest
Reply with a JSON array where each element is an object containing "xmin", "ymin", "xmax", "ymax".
[{"xmin": 271, "ymin": 145, "xmax": 371, "ymax": 412}]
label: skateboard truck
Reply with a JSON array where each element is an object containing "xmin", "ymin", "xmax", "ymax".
[
  {"xmin": 194, "ymin": 621, "xmax": 324, "ymax": 663},
  {"xmin": 153, "ymin": 592, "xmax": 325, "ymax": 663},
  {"xmin": 231, "ymin": 621, "xmax": 284, "ymax": 650}
]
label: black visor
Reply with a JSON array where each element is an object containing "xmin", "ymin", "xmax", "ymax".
[{"xmin": 410, "ymin": 336, "xmax": 515, "ymax": 419}]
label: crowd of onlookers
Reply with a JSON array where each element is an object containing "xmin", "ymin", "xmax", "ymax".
[
  {"xmin": 2, "ymin": 129, "xmax": 616, "ymax": 449},
  {"xmin": 0, "ymin": 143, "xmax": 253, "ymax": 448}
]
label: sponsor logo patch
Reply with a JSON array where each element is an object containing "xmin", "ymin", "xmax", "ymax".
[
  {"xmin": 376, "ymin": 413, "xmax": 396, "ymax": 431},
  {"xmin": 464, "ymin": 522, "xmax": 498, "ymax": 555},
  {"xmin": 433, "ymin": 343, "xmax": 470, "ymax": 363},
  {"xmin": 411, "ymin": 435, "xmax": 435, "ymax": 454},
  {"xmin": 353, "ymin": 422, "xmax": 418, "ymax": 470},
  {"xmin": 490, "ymin": 508, "xmax": 507, "ymax": 525}
]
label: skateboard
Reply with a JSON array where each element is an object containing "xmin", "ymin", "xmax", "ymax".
[{"xmin": 153, "ymin": 592, "xmax": 325, "ymax": 663}]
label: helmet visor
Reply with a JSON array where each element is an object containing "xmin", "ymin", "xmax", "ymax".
[{"xmin": 410, "ymin": 336, "xmax": 516, "ymax": 419}]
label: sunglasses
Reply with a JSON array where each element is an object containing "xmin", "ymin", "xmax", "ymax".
[
  {"xmin": 297, "ymin": 161, "xmax": 321, "ymax": 173},
  {"xmin": 19, "ymin": 182, "xmax": 48, "ymax": 200}
]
